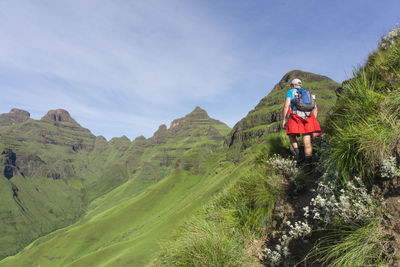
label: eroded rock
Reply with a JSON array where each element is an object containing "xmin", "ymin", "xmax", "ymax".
[
  {"xmin": 40, "ymin": 109, "xmax": 79, "ymax": 125},
  {"xmin": 1, "ymin": 149, "xmax": 17, "ymax": 179}
]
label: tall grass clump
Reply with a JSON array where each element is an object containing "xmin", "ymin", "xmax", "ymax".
[
  {"xmin": 308, "ymin": 219, "xmax": 388, "ymax": 267},
  {"xmin": 158, "ymin": 218, "xmax": 254, "ymax": 267},
  {"xmin": 207, "ymin": 165, "xmax": 279, "ymax": 237}
]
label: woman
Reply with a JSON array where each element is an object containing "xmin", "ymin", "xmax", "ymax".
[{"xmin": 282, "ymin": 78, "xmax": 321, "ymax": 164}]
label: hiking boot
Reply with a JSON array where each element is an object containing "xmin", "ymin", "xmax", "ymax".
[
  {"xmin": 294, "ymin": 148, "xmax": 302, "ymax": 165},
  {"xmin": 303, "ymin": 156, "xmax": 313, "ymax": 172}
]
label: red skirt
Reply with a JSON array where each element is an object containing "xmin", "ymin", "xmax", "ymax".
[{"xmin": 286, "ymin": 112, "xmax": 321, "ymax": 138}]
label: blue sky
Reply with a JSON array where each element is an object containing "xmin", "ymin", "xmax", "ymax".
[{"xmin": 1, "ymin": 0, "xmax": 399, "ymax": 139}]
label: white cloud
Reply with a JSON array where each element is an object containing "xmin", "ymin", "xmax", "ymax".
[
  {"xmin": 0, "ymin": 0, "xmax": 238, "ymax": 101},
  {"xmin": 0, "ymin": 0, "xmax": 240, "ymax": 138}
]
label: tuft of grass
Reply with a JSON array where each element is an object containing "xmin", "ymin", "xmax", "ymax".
[
  {"xmin": 158, "ymin": 218, "xmax": 255, "ymax": 267},
  {"xmin": 307, "ymin": 219, "xmax": 389, "ymax": 267}
]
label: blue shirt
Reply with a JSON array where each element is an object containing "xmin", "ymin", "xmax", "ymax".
[{"xmin": 286, "ymin": 88, "xmax": 299, "ymax": 108}]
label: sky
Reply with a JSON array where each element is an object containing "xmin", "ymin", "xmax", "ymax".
[{"xmin": 1, "ymin": 0, "xmax": 399, "ymax": 140}]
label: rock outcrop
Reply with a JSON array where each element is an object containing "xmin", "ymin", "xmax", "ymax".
[
  {"xmin": 10, "ymin": 108, "xmax": 30, "ymax": 118},
  {"xmin": 134, "ymin": 135, "xmax": 146, "ymax": 141},
  {"xmin": 170, "ymin": 106, "xmax": 210, "ymax": 129},
  {"xmin": 0, "ymin": 108, "xmax": 31, "ymax": 126},
  {"xmin": 40, "ymin": 109, "xmax": 79, "ymax": 125},
  {"xmin": 151, "ymin": 124, "xmax": 169, "ymax": 145},
  {"xmin": 1, "ymin": 148, "xmax": 17, "ymax": 179}
]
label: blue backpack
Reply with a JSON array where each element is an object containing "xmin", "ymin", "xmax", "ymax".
[{"xmin": 295, "ymin": 88, "xmax": 315, "ymax": 112}]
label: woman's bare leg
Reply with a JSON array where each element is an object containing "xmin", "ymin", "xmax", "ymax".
[
  {"xmin": 302, "ymin": 133, "xmax": 313, "ymax": 167},
  {"xmin": 302, "ymin": 133, "xmax": 312, "ymax": 157},
  {"xmin": 289, "ymin": 134, "xmax": 299, "ymax": 149},
  {"xmin": 289, "ymin": 134, "xmax": 301, "ymax": 162}
]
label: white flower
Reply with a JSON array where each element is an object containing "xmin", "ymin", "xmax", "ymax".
[
  {"xmin": 303, "ymin": 206, "xmax": 310, "ymax": 218},
  {"xmin": 380, "ymin": 157, "xmax": 400, "ymax": 178}
]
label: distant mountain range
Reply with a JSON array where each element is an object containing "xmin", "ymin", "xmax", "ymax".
[{"xmin": 0, "ymin": 70, "xmax": 339, "ymax": 265}]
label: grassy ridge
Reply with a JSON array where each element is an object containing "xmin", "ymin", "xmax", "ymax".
[
  {"xmin": 0, "ymin": 119, "xmax": 93, "ymax": 258},
  {"xmin": 0, "ymin": 106, "xmax": 230, "ymax": 260},
  {"xmin": 0, "ymin": 149, "xmax": 254, "ymax": 266}
]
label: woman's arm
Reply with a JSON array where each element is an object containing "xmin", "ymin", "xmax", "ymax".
[
  {"xmin": 313, "ymin": 103, "xmax": 318, "ymax": 118},
  {"xmin": 282, "ymin": 97, "xmax": 292, "ymax": 128}
]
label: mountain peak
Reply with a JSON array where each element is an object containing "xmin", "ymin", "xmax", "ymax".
[
  {"xmin": 169, "ymin": 107, "xmax": 209, "ymax": 129},
  {"xmin": 272, "ymin": 70, "xmax": 336, "ymax": 92},
  {"xmin": 10, "ymin": 108, "xmax": 30, "ymax": 118},
  {"xmin": 186, "ymin": 106, "xmax": 209, "ymax": 119},
  {"xmin": 40, "ymin": 109, "xmax": 79, "ymax": 125},
  {"xmin": 0, "ymin": 108, "xmax": 31, "ymax": 125},
  {"xmin": 154, "ymin": 124, "xmax": 168, "ymax": 135}
]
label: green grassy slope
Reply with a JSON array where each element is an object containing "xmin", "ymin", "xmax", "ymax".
[
  {"xmin": 226, "ymin": 70, "xmax": 339, "ymax": 150},
  {"xmin": 0, "ymin": 71, "xmax": 339, "ymax": 265},
  {"xmin": 0, "ymin": 147, "xmax": 253, "ymax": 266},
  {"xmin": 83, "ymin": 106, "xmax": 231, "ymax": 214},
  {"xmin": 0, "ymin": 110, "xmax": 95, "ymax": 258},
  {"xmin": 0, "ymin": 106, "xmax": 230, "ymax": 261}
]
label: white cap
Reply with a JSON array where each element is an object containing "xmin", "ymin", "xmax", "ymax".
[{"xmin": 290, "ymin": 78, "xmax": 302, "ymax": 86}]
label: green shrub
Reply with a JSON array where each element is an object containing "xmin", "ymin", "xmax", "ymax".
[{"xmin": 367, "ymin": 28, "xmax": 400, "ymax": 92}]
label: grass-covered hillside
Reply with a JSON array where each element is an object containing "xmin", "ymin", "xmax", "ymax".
[
  {"xmin": 0, "ymin": 106, "xmax": 230, "ymax": 261},
  {"xmin": 227, "ymin": 70, "xmax": 339, "ymax": 151},
  {"xmin": 157, "ymin": 27, "xmax": 400, "ymax": 266},
  {"xmin": 0, "ymin": 109, "xmax": 95, "ymax": 258},
  {"xmin": 0, "ymin": 69, "xmax": 339, "ymax": 266},
  {"xmin": 0, "ymin": 107, "xmax": 234, "ymax": 266}
]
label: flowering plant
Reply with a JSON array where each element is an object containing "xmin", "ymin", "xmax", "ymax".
[{"xmin": 379, "ymin": 27, "xmax": 400, "ymax": 50}]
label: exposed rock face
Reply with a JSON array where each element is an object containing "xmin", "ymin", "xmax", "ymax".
[
  {"xmin": 0, "ymin": 108, "xmax": 30, "ymax": 126},
  {"xmin": 394, "ymin": 137, "xmax": 400, "ymax": 164},
  {"xmin": 170, "ymin": 119, "xmax": 186, "ymax": 129},
  {"xmin": 382, "ymin": 195, "xmax": 400, "ymax": 267},
  {"xmin": 40, "ymin": 109, "xmax": 79, "ymax": 125},
  {"xmin": 134, "ymin": 135, "xmax": 146, "ymax": 141},
  {"xmin": 154, "ymin": 124, "xmax": 168, "ymax": 134},
  {"xmin": 226, "ymin": 70, "xmax": 340, "ymax": 150},
  {"xmin": 1, "ymin": 148, "xmax": 17, "ymax": 179},
  {"xmin": 151, "ymin": 125, "xmax": 169, "ymax": 145},
  {"xmin": 207, "ymin": 126, "xmax": 224, "ymax": 141},
  {"xmin": 10, "ymin": 108, "xmax": 30, "ymax": 118},
  {"xmin": 170, "ymin": 106, "xmax": 210, "ymax": 129},
  {"xmin": 186, "ymin": 106, "xmax": 209, "ymax": 119}
]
